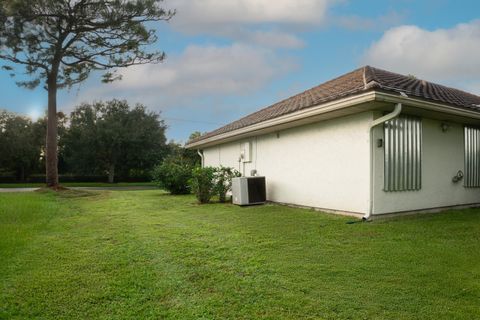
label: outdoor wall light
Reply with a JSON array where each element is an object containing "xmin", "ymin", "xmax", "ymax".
[
  {"xmin": 440, "ymin": 122, "xmax": 450, "ymax": 132},
  {"xmin": 452, "ymin": 170, "xmax": 464, "ymax": 183}
]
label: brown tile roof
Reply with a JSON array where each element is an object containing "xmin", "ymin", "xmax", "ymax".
[{"xmin": 189, "ymin": 66, "xmax": 480, "ymax": 144}]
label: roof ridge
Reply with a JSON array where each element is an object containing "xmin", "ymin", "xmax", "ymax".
[
  {"xmin": 187, "ymin": 65, "xmax": 480, "ymax": 146},
  {"xmin": 226, "ymin": 66, "xmax": 367, "ymax": 117},
  {"xmin": 363, "ymin": 65, "xmax": 381, "ymax": 90},
  {"xmin": 368, "ymin": 66, "xmax": 480, "ymax": 103},
  {"xmin": 362, "ymin": 66, "xmax": 367, "ymax": 89}
]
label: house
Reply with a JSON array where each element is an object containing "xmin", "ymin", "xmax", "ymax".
[{"xmin": 185, "ymin": 66, "xmax": 480, "ymax": 218}]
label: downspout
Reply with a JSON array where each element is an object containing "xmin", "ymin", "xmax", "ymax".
[
  {"xmin": 197, "ymin": 149, "xmax": 204, "ymax": 168},
  {"xmin": 364, "ymin": 102, "xmax": 402, "ymax": 220}
]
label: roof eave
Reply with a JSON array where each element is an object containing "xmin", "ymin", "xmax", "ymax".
[
  {"xmin": 375, "ymin": 91, "xmax": 480, "ymax": 120},
  {"xmin": 187, "ymin": 90, "xmax": 480, "ymax": 149},
  {"xmin": 185, "ymin": 91, "xmax": 377, "ymax": 149}
]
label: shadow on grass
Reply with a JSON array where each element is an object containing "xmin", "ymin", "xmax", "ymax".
[{"xmin": 34, "ymin": 187, "xmax": 101, "ymax": 199}]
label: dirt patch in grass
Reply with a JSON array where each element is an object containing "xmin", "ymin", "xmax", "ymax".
[{"xmin": 35, "ymin": 187, "xmax": 100, "ymax": 198}]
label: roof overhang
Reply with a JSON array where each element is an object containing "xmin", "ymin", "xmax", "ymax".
[
  {"xmin": 375, "ymin": 91, "xmax": 480, "ymax": 124},
  {"xmin": 186, "ymin": 90, "xmax": 480, "ymax": 149}
]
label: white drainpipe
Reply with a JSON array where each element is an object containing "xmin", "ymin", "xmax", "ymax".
[
  {"xmin": 364, "ymin": 102, "xmax": 403, "ymax": 220},
  {"xmin": 197, "ymin": 149, "xmax": 204, "ymax": 167}
]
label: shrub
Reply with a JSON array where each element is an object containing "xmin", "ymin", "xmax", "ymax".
[
  {"xmin": 151, "ymin": 158, "xmax": 194, "ymax": 194},
  {"xmin": 214, "ymin": 166, "xmax": 241, "ymax": 203},
  {"xmin": 190, "ymin": 166, "xmax": 216, "ymax": 203}
]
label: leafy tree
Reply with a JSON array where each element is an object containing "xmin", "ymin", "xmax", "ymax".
[
  {"xmin": 61, "ymin": 104, "xmax": 99, "ymax": 176},
  {"xmin": 151, "ymin": 158, "xmax": 194, "ymax": 194},
  {"xmin": 151, "ymin": 139, "xmax": 201, "ymax": 194},
  {"xmin": 190, "ymin": 167, "xmax": 217, "ymax": 204},
  {"xmin": 214, "ymin": 166, "xmax": 241, "ymax": 203},
  {"xmin": 188, "ymin": 131, "xmax": 202, "ymax": 141},
  {"xmin": 0, "ymin": 0, "xmax": 174, "ymax": 187},
  {"xmin": 63, "ymin": 100, "xmax": 167, "ymax": 183},
  {"xmin": 0, "ymin": 110, "xmax": 43, "ymax": 180},
  {"xmin": 165, "ymin": 140, "xmax": 201, "ymax": 167}
]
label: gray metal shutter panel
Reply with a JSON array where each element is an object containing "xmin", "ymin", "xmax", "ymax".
[
  {"xmin": 384, "ymin": 116, "xmax": 422, "ymax": 192},
  {"xmin": 464, "ymin": 126, "xmax": 480, "ymax": 187}
]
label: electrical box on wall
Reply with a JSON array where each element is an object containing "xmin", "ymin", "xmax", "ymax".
[{"xmin": 241, "ymin": 141, "xmax": 252, "ymax": 162}]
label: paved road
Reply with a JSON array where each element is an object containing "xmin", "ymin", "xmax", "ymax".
[
  {"xmin": 71, "ymin": 186, "xmax": 157, "ymax": 191},
  {"xmin": 0, "ymin": 186, "xmax": 157, "ymax": 193},
  {"xmin": 0, "ymin": 188, "xmax": 40, "ymax": 193}
]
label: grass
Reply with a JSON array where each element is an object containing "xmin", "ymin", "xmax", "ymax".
[
  {"xmin": 0, "ymin": 181, "xmax": 156, "ymax": 188},
  {"xmin": 0, "ymin": 190, "xmax": 479, "ymax": 319}
]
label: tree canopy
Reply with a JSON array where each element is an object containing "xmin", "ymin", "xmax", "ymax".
[
  {"xmin": 0, "ymin": 110, "xmax": 44, "ymax": 180},
  {"xmin": 0, "ymin": 0, "xmax": 174, "ymax": 187},
  {"xmin": 0, "ymin": 0, "xmax": 174, "ymax": 88},
  {"xmin": 0, "ymin": 101, "xmax": 170, "ymax": 183},
  {"xmin": 63, "ymin": 100, "xmax": 168, "ymax": 183}
]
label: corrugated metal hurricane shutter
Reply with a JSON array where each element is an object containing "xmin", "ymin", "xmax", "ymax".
[
  {"xmin": 464, "ymin": 126, "xmax": 480, "ymax": 187},
  {"xmin": 384, "ymin": 115, "xmax": 422, "ymax": 192}
]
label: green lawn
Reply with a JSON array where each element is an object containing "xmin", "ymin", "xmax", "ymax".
[
  {"xmin": 0, "ymin": 181, "xmax": 156, "ymax": 188},
  {"xmin": 0, "ymin": 190, "xmax": 479, "ymax": 319}
]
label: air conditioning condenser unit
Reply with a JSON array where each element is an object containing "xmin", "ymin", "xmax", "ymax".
[{"xmin": 232, "ymin": 176, "xmax": 266, "ymax": 206}]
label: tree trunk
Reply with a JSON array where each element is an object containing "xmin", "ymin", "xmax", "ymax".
[
  {"xmin": 219, "ymin": 192, "xmax": 226, "ymax": 203},
  {"xmin": 46, "ymin": 77, "xmax": 59, "ymax": 188},
  {"xmin": 108, "ymin": 163, "xmax": 115, "ymax": 183}
]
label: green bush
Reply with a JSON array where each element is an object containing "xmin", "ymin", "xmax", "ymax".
[
  {"xmin": 151, "ymin": 158, "xmax": 194, "ymax": 194},
  {"xmin": 190, "ymin": 166, "xmax": 216, "ymax": 203},
  {"xmin": 215, "ymin": 166, "xmax": 241, "ymax": 203}
]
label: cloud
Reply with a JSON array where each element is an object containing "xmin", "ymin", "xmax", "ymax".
[
  {"xmin": 164, "ymin": 0, "xmax": 333, "ymax": 49},
  {"xmin": 334, "ymin": 11, "xmax": 406, "ymax": 31},
  {"xmin": 117, "ymin": 43, "xmax": 296, "ymax": 96},
  {"xmin": 231, "ymin": 30, "xmax": 305, "ymax": 49},
  {"xmin": 62, "ymin": 43, "xmax": 299, "ymax": 141},
  {"xmin": 69, "ymin": 43, "xmax": 298, "ymax": 108},
  {"xmin": 166, "ymin": 1, "xmax": 406, "ymax": 49},
  {"xmin": 168, "ymin": 0, "xmax": 333, "ymax": 31},
  {"xmin": 362, "ymin": 20, "xmax": 480, "ymax": 90}
]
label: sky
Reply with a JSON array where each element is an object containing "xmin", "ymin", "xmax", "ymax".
[{"xmin": 1, "ymin": 0, "xmax": 480, "ymax": 142}]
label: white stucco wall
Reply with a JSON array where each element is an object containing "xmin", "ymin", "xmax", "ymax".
[
  {"xmin": 203, "ymin": 112, "xmax": 373, "ymax": 214},
  {"xmin": 372, "ymin": 116, "xmax": 480, "ymax": 215}
]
